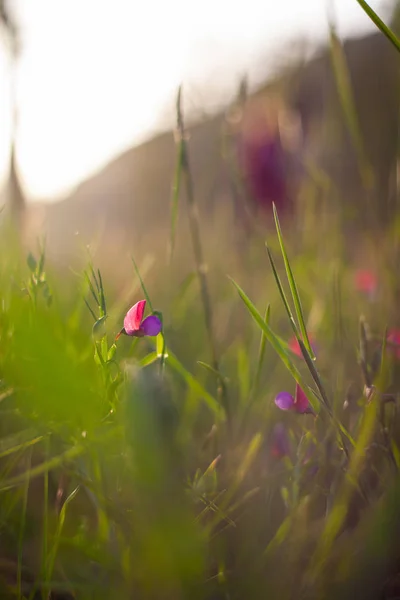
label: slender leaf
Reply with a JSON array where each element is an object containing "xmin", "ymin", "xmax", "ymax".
[
  {"xmin": 272, "ymin": 203, "xmax": 315, "ymax": 360},
  {"xmin": 229, "ymin": 277, "xmax": 319, "ymax": 413},
  {"xmin": 355, "ymin": 0, "xmax": 400, "ymax": 53},
  {"xmin": 131, "ymin": 254, "xmax": 153, "ymax": 312}
]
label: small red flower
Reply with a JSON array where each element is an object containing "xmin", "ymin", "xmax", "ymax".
[
  {"xmin": 354, "ymin": 269, "xmax": 378, "ymax": 299},
  {"xmin": 288, "ymin": 334, "xmax": 317, "ymax": 358},
  {"xmin": 387, "ymin": 329, "xmax": 400, "ymax": 360},
  {"xmin": 116, "ymin": 300, "xmax": 162, "ymax": 341}
]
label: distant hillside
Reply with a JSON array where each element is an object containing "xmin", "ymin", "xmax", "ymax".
[{"xmin": 24, "ymin": 29, "xmax": 400, "ymax": 274}]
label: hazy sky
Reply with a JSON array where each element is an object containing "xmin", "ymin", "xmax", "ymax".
[{"xmin": 0, "ymin": 0, "xmax": 387, "ymax": 202}]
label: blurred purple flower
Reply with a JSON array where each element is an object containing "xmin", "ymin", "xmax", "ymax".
[
  {"xmin": 271, "ymin": 423, "xmax": 290, "ymax": 459},
  {"xmin": 116, "ymin": 299, "xmax": 162, "ymax": 341},
  {"xmin": 238, "ymin": 108, "xmax": 290, "ymax": 216},
  {"xmin": 275, "ymin": 383, "xmax": 315, "ymax": 415}
]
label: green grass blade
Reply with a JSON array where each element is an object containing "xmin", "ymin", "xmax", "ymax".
[
  {"xmin": 230, "ymin": 277, "xmax": 319, "ymax": 413},
  {"xmin": 265, "ymin": 243, "xmax": 299, "ymax": 337},
  {"xmin": 328, "ymin": 22, "xmax": 372, "ymax": 191},
  {"xmin": 131, "ymin": 254, "xmax": 153, "ymax": 312},
  {"xmin": 167, "ymin": 351, "xmax": 223, "ymax": 419},
  {"xmin": 169, "ymin": 138, "xmax": 184, "ymax": 263},
  {"xmin": 272, "ymin": 203, "xmax": 315, "ymax": 360},
  {"xmin": 253, "ymin": 304, "xmax": 270, "ymax": 397},
  {"xmin": 355, "ymin": 0, "xmax": 400, "ymax": 53}
]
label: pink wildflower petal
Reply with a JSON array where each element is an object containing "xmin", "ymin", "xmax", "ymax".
[
  {"xmin": 288, "ymin": 336, "xmax": 302, "ymax": 357},
  {"xmin": 354, "ymin": 269, "xmax": 377, "ymax": 295},
  {"xmin": 387, "ymin": 329, "xmax": 400, "ymax": 360},
  {"xmin": 289, "ymin": 334, "xmax": 317, "ymax": 358},
  {"xmin": 294, "ymin": 384, "xmax": 315, "ymax": 414},
  {"xmin": 124, "ymin": 300, "xmax": 146, "ymax": 335},
  {"xmin": 275, "ymin": 392, "xmax": 295, "ymax": 411},
  {"xmin": 140, "ymin": 315, "xmax": 162, "ymax": 337}
]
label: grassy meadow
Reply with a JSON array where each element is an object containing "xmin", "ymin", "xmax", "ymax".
[{"xmin": 1, "ymin": 5, "xmax": 400, "ymax": 599}]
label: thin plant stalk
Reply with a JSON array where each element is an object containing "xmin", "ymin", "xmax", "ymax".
[{"xmin": 175, "ymin": 87, "xmax": 229, "ymax": 422}]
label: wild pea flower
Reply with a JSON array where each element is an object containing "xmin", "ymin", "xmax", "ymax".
[
  {"xmin": 288, "ymin": 334, "xmax": 317, "ymax": 358},
  {"xmin": 387, "ymin": 329, "xmax": 400, "ymax": 360},
  {"xmin": 275, "ymin": 383, "xmax": 315, "ymax": 415},
  {"xmin": 270, "ymin": 423, "xmax": 290, "ymax": 459},
  {"xmin": 115, "ymin": 300, "xmax": 162, "ymax": 341},
  {"xmin": 354, "ymin": 269, "xmax": 378, "ymax": 300}
]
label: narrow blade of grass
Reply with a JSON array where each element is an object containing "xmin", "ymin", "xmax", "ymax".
[
  {"xmin": 169, "ymin": 137, "xmax": 184, "ymax": 262},
  {"xmin": 272, "ymin": 203, "xmax": 315, "ymax": 360},
  {"xmin": 328, "ymin": 22, "xmax": 373, "ymax": 192},
  {"xmin": 229, "ymin": 277, "xmax": 319, "ymax": 413},
  {"xmin": 265, "ymin": 244, "xmax": 299, "ymax": 337},
  {"xmin": 253, "ymin": 304, "xmax": 270, "ymax": 396},
  {"xmin": 131, "ymin": 254, "xmax": 153, "ymax": 312},
  {"xmin": 166, "ymin": 351, "xmax": 223, "ymax": 420},
  {"xmin": 355, "ymin": 0, "xmax": 400, "ymax": 53}
]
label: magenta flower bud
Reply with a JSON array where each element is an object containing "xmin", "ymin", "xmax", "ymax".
[
  {"xmin": 275, "ymin": 383, "xmax": 315, "ymax": 415},
  {"xmin": 354, "ymin": 269, "xmax": 378, "ymax": 300},
  {"xmin": 116, "ymin": 300, "xmax": 162, "ymax": 341}
]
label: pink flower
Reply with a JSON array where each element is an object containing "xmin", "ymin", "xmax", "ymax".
[
  {"xmin": 354, "ymin": 269, "xmax": 378, "ymax": 299},
  {"xmin": 275, "ymin": 383, "xmax": 315, "ymax": 415},
  {"xmin": 387, "ymin": 329, "xmax": 400, "ymax": 360},
  {"xmin": 116, "ymin": 300, "xmax": 162, "ymax": 341},
  {"xmin": 288, "ymin": 335, "xmax": 317, "ymax": 358}
]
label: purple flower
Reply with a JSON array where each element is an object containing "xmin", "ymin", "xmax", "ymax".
[
  {"xmin": 116, "ymin": 300, "xmax": 162, "ymax": 341},
  {"xmin": 275, "ymin": 383, "xmax": 315, "ymax": 415},
  {"xmin": 271, "ymin": 423, "xmax": 290, "ymax": 459}
]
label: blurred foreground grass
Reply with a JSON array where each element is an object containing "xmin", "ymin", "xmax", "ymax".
[{"xmin": 1, "ymin": 189, "xmax": 400, "ymax": 599}]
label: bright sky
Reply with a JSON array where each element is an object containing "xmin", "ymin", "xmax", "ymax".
[{"xmin": 0, "ymin": 0, "xmax": 388, "ymax": 202}]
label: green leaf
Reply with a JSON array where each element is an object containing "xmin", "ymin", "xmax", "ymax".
[
  {"xmin": 229, "ymin": 276, "xmax": 319, "ymax": 413},
  {"xmin": 253, "ymin": 304, "xmax": 270, "ymax": 395},
  {"xmin": 92, "ymin": 315, "xmax": 107, "ymax": 341},
  {"xmin": 265, "ymin": 244, "xmax": 298, "ymax": 337},
  {"xmin": 139, "ymin": 352, "xmax": 159, "ymax": 368},
  {"xmin": 131, "ymin": 254, "xmax": 153, "ymax": 312},
  {"xmin": 272, "ymin": 203, "xmax": 315, "ymax": 360},
  {"xmin": 107, "ymin": 343, "xmax": 117, "ymax": 361},
  {"xmin": 27, "ymin": 252, "xmax": 37, "ymax": 273},
  {"xmin": 166, "ymin": 351, "xmax": 223, "ymax": 419},
  {"xmin": 355, "ymin": 0, "xmax": 400, "ymax": 53},
  {"xmin": 169, "ymin": 140, "xmax": 184, "ymax": 262}
]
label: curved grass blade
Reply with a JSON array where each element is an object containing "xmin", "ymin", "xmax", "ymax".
[
  {"xmin": 131, "ymin": 254, "xmax": 153, "ymax": 312},
  {"xmin": 253, "ymin": 304, "xmax": 271, "ymax": 395},
  {"xmin": 355, "ymin": 0, "xmax": 400, "ymax": 53},
  {"xmin": 166, "ymin": 351, "xmax": 223, "ymax": 420},
  {"xmin": 229, "ymin": 277, "xmax": 319, "ymax": 413},
  {"xmin": 265, "ymin": 244, "xmax": 299, "ymax": 337},
  {"xmin": 328, "ymin": 21, "xmax": 373, "ymax": 192},
  {"xmin": 169, "ymin": 135, "xmax": 184, "ymax": 262},
  {"xmin": 272, "ymin": 203, "xmax": 315, "ymax": 360}
]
